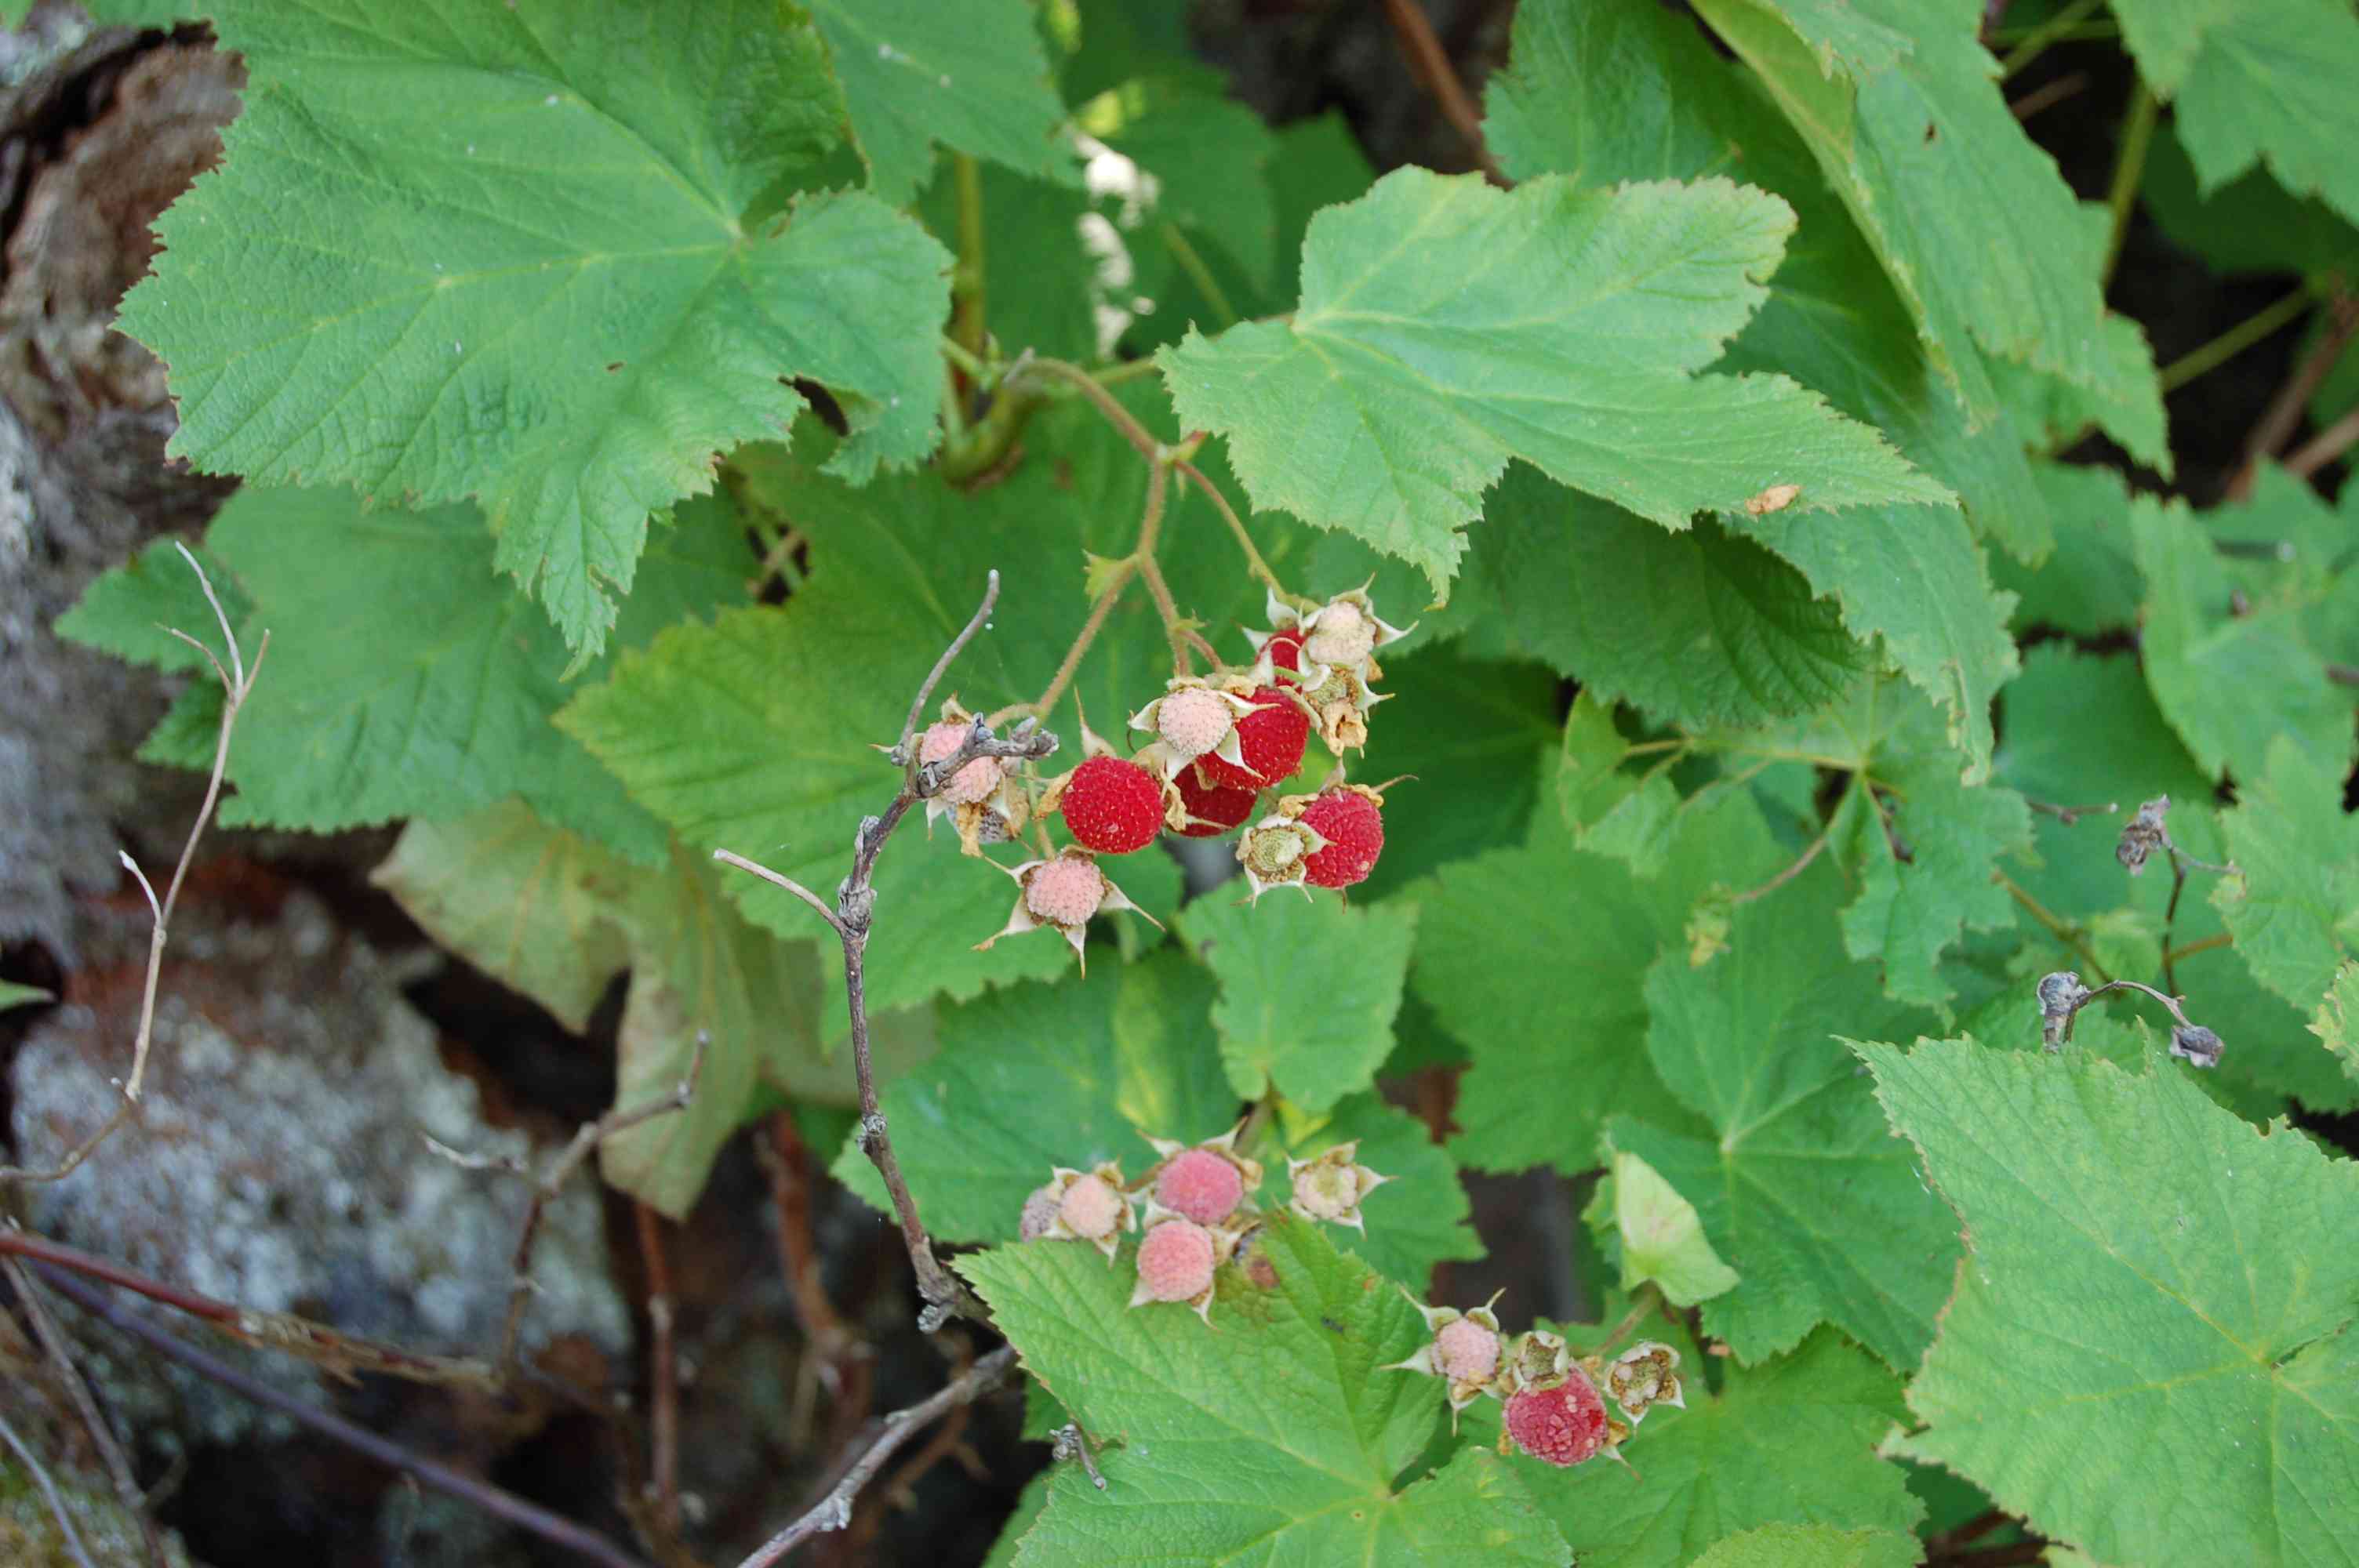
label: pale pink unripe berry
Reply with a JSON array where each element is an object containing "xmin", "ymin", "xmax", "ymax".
[
  {"xmin": 1155, "ymin": 1148, "xmax": 1245, "ymax": 1225},
  {"xmin": 1156, "ymin": 687, "xmax": 1235, "ymax": 760},
  {"xmin": 1305, "ymin": 600, "xmax": 1374, "ymax": 668},
  {"xmin": 1023, "ymin": 855, "xmax": 1107, "ymax": 928},
  {"xmin": 919, "ymin": 719, "xmax": 1003, "ymax": 806},
  {"xmin": 1056, "ymin": 1173, "xmax": 1126, "ymax": 1240},
  {"xmin": 1134, "ymin": 1220, "xmax": 1217, "ymax": 1303},
  {"xmin": 1434, "ymin": 1317, "xmax": 1501, "ymax": 1384}
]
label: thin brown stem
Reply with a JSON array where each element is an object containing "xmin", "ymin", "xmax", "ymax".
[
  {"xmin": 2025, "ymin": 797, "xmax": 2119, "ymax": 826},
  {"xmin": 1379, "ymin": 0, "xmax": 1507, "ymax": 184},
  {"xmin": 2008, "ymin": 70, "xmax": 2088, "ymax": 121},
  {"xmin": 1997, "ymin": 870, "xmax": 2112, "ymax": 982},
  {"xmin": 29, "ymin": 1264, "xmax": 652, "ymax": 1568},
  {"xmin": 1174, "ymin": 459, "xmax": 1289, "ymax": 601},
  {"xmin": 2164, "ymin": 931, "xmax": 2233, "ymax": 967},
  {"xmin": 2283, "ymin": 401, "xmax": 2359, "ymax": 479},
  {"xmin": 0, "ymin": 1228, "xmax": 500, "ymax": 1391},
  {"xmin": 1021, "ymin": 358, "xmax": 1161, "ymax": 460},
  {"xmin": 2229, "ymin": 292, "xmax": 2357, "ymax": 499},
  {"xmin": 734, "ymin": 1345, "xmax": 1018, "ymax": 1568},
  {"xmin": 711, "ymin": 850, "xmax": 844, "ymax": 934},
  {"xmin": 0, "ymin": 1407, "xmax": 99, "ymax": 1568},
  {"xmin": 631, "ymin": 1204, "xmax": 681, "ymax": 1538},
  {"xmin": 2061, "ymin": 976, "xmax": 2197, "ymax": 1042},
  {"xmin": 1728, "ymin": 826, "xmax": 1830, "ymax": 906},
  {"xmin": 1999, "ymin": 0, "xmax": 2104, "ymax": 78},
  {"xmin": 1592, "ymin": 1283, "xmax": 1668, "ymax": 1359},
  {"xmin": 1129, "ymin": 462, "xmax": 1198, "ymax": 673},
  {"xmin": 758, "ymin": 1112, "xmax": 871, "ymax": 1434},
  {"xmin": 5, "ymin": 1257, "xmax": 165, "ymax": 1567}
]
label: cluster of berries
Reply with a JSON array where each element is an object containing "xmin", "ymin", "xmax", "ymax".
[
  {"xmin": 930, "ymin": 587, "xmax": 1409, "ymax": 964},
  {"xmin": 1019, "ymin": 1124, "xmax": 1388, "ymax": 1323},
  {"xmin": 1387, "ymin": 1298, "xmax": 1683, "ymax": 1468}
]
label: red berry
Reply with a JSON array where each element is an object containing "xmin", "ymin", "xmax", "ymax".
[
  {"xmin": 1263, "ymin": 630, "xmax": 1305, "ymax": 673},
  {"xmin": 1059, "ymin": 756, "xmax": 1164, "ymax": 855},
  {"xmin": 1504, "ymin": 1376, "xmax": 1609, "ymax": 1467},
  {"xmin": 1155, "ymin": 1148, "xmax": 1245, "ymax": 1225},
  {"xmin": 1299, "ymin": 789, "xmax": 1383, "ymax": 887},
  {"xmin": 1197, "ymin": 687, "xmax": 1310, "ymax": 790},
  {"xmin": 1175, "ymin": 764, "xmax": 1257, "ymax": 837}
]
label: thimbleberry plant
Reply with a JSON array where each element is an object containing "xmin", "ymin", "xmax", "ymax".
[{"xmin": 46, "ymin": 0, "xmax": 2359, "ymax": 1563}]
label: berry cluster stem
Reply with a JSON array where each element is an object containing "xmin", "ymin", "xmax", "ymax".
[{"xmin": 718, "ymin": 571, "xmax": 1058, "ymax": 1331}]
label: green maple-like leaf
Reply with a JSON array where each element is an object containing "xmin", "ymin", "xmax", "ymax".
[
  {"xmin": 1692, "ymin": 0, "xmax": 2114, "ymax": 419},
  {"xmin": 2129, "ymin": 492, "xmax": 2352, "ymax": 782},
  {"xmin": 1603, "ymin": 1145, "xmax": 1741, "ymax": 1307},
  {"xmin": 963, "ymin": 1218, "xmax": 1568, "ymax": 1568},
  {"xmin": 1839, "ymin": 767, "xmax": 2034, "ymax": 1012},
  {"xmin": 372, "ymin": 801, "xmax": 889, "ymax": 1217},
  {"xmin": 1479, "ymin": 0, "xmax": 2019, "ymax": 777},
  {"xmin": 2313, "ymin": 962, "xmax": 2359, "ymax": 1082},
  {"xmin": 1613, "ymin": 854, "xmax": 1954, "ymax": 1368},
  {"xmin": 805, "ymin": 0, "xmax": 1077, "ymax": 205},
  {"xmin": 1252, "ymin": 1094, "xmax": 1482, "ymax": 1290},
  {"xmin": 2213, "ymin": 737, "xmax": 2359, "ymax": 1014},
  {"xmin": 1499, "ymin": 1327, "xmax": 1922, "ymax": 1568},
  {"xmin": 1455, "ymin": 470, "xmax": 1867, "ymax": 730},
  {"xmin": 1990, "ymin": 463, "xmax": 2143, "ymax": 638},
  {"xmin": 831, "ymin": 955, "xmax": 1238, "ymax": 1245},
  {"xmin": 2141, "ymin": 123, "xmax": 2359, "ymax": 281},
  {"xmin": 1688, "ymin": 1524, "xmax": 1923, "ymax": 1568},
  {"xmin": 1989, "ymin": 310, "xmax": 2172, "ymax": 478},
  {"xmin": 1158, "ymin": 165, "xmax": 1946, "ymax": 600},
  {"xmin": 118, "ymin": 0, "xmax": 951, "ymax": 659},
  {"xmin": 1179, "ymin": 891, "xmax": 1416, "ymax": 1115},
  {"xmin": 1861, "ymin": 1036, "xmax": 2359, "ymax": 1567},
  {"xmin": 2110, "ymin": 0, "xmax": 2359, "ymax": 228},
  {"xmin": 1416, "ymin": 783, "xmax": 1789, "ymax": 1173}
]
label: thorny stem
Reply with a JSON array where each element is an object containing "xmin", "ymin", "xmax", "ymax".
[
  {"xmin": 5, "ymin": 1256, "xmax": 165, "ymax": 1568},
  {"xmin": 2000, "ymin": 0, "xmax": 2105, "ymax": 78},
  {"xmin": 1379, "ymin": 0, "xmax": 1507, "ymax": 184},
  {"xmin": 0, "ymin": 1408, "xmax": 98, "ymax": 1568},
  {"xmin": 719, "ymin": 573, "xmax": 1055, "ymax": 1333},
  {"xmin": 1175, "ymin": 458, "xmax": 1289, "ymax": 601},
  {"xmin": 0, "ymin": 1227, "xmax": 501, "ymax": 1391},
  {"xmin": 1997, "ymin": 869, "xmax": 2112, "ymax": 983},
  {"xmin": 2, "ymin": 547, "xmax": 269, "ymax": 1186},
  {"xmin": 30, "ymin": 1265, "xmax": 652, "ymax": 1568},
  {"xmin": 632, "ymin": 1203, "xmax": 682, "ymax": 1538},
  {"xmin": 2159, "ymin": 284, "xmax": 2319, "ymax": 393},
  {"xmin": 2100, "ymin": 80, "xmax": 2157, "ymax": 289},
  {"xmin": 735, "ymin": 1345, "xmax": 1018, "ymax": 1568}
]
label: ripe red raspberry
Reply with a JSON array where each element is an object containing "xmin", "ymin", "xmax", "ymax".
[
  {"xmin": 1262, "ymin": 629, "xmax": 1304, "ymax": 673},
  {"xmin": 1154, "ymin": 1148, "xmax": 1245, "ymax": 1225},
  {"xmin": 1196, "ymin": 687, "xmax": 1310, "ymax": 790},
  {"xmin": 1175, "ymin": 764, "xmax": 1258, "ymax": 837},
  {"xmin": 1057, "ymin": 755, "xmax": 1164, "ymax": 855},
  {"xmin": 1504, "ymin": 1374, "xmax": 1610, "ymax": 1467},
  {"xmin": 1299, "ymin": 789, "xmax": 1383, "ymax": 887}
]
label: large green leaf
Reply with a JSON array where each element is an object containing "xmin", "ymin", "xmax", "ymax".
[
  {"xmin": 1416, "ymin": 786, "xmax": 1787, "ymax": 1173},
  {"xmin": 1179, "ymin": 889, "xmax": 1416, "ymax": 1116},
  {"xmin": 1688, "ymin": 1525, "xmax": 1923, "ymax": 1568},
  {"xmin": 1862, "ymin": 1037, "xmax": 2359, "ymax": 1567},
  {"xmin": 1159, "ymin": 166, "xmax": 1947, "ymax": 600},
  {"xmin": 2212, "ymin": 737, "xmax": 2359, "ymax": 1016},
  {"xmin": 831, "ymin": 955, "xmax": 1237, "ymax": 1244},
  {"xmin": 1612, "ymin": 854, "xmax": 1953, "ymax": 1369},
  {"xmin": 805, "ymin": 0, "xmax": 1077, "ymax": 205},
  {"xmin": 1502, "ymin": 1328, "xmax": 1922, "ymax": 1568},
  {"xmin": 1691, "ymin": 0, "xmax": 2114, "ymax": 419},
  {"xmin": 1840, "ymin": 766, "xmax": 2034, "ymax": 1013},
  {"xmin": 2129, "ymin": 492, "xmax": 2351, "ymax": 782},
  {"xmin": 118, "ymin": 0, "xmax": 949, "ymax": 660},
  {"xmin": 963, "ymin": 1218, "xmax": 1569, "ymax": 1567}
]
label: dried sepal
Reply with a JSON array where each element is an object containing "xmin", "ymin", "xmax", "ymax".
[
  {"xmin": 976, "ymin": 848, "xmax": 1163, "ymax": 970},
  {"xmin": 1602, "ymin": 1341, "xmax": 1684, "ymax": 1425},
  {"xmin": 2170, "ymin": 1022, "xmax": 2225, "ymax": 1069},
  {"xmin": 2117, "ymin": 795, "xmax": 2170, "ymax": 876},
  {"xmin": 1285, "ymin": 1139, "xmax": 1390, "ymax": 1230},
  {"xmin": 2037, "ymin": 970, "xmax": 2092, "ymax": 1050}
]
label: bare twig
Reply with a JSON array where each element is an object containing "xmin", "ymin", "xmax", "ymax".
[
  {"xmin": 1051, "ymin": 1423, "xmax": 1107, "ymax": 1490},
  {"xmin": 2, "ymin": 548, "xmax": 268, "ymax": 1186},
  {"xmin": 734, "ymin": 1345, "xmax": 1018, "ymax": 1568},
  {"xmin": 0, "ymin": 1228, "xmax": 500, "ymax": 1391},
  {"xmin": 4, "ymin": 1257, "xmax": 165, "ymax": 1567},
  {"xmin": 1379, "ymin": 0, "xmax": 1507, "ymax": 184},
  {"xmin": 2283, "ymin": 401, "xmax": 2359, "ymax": 480},
  {"xmin": 718, "ymin": 577, "xmax": 1056, "ymax": 1333},
  {"xmin": 2008, "ymin": 70, "xmax": 2088, "ymax": 121},
  {"xmin": 631, "ymin": 1203, "xmax": 682, "ymax": 1538},
  {"xmin": 2228, "ymin": 292, "xmax": 2357, "ymax": 499},
  {"xmin": 427, "ymin": 1036, "xmax": 707, "ymax": 1375},
  {"xmin": 2165, "ymin": 931, "xmax": 2234, "ymax": 967},
  {"xmin": 2024, "ymin": 797, "xmax": 2119, "ymax": 826},
  {"xmin": 29, "ymin": 1264, "xmax": 653, "ymax": 1568},
  {"xmin": 0, "ymin": 1407, "xmax": 100, "ymax": 1568},
  {"xmin": 711, "ymin": 850, "xmax": 844, "ymax": 935}
]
